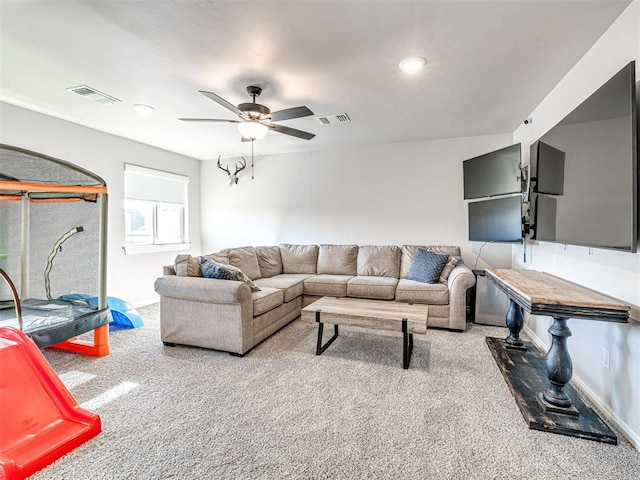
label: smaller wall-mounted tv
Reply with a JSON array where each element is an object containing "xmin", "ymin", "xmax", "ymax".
[
  {"xmin": 532, "ymin": 141, "xmax": 565, "ymax": 195},
  {"xmin": 468, "ymin": 195, "xmax": 523, "ymax": 243},
  {"xmin": 533, "ymin": 194, "xmax": 557, "ymax": 241},
  {"xmin": 463, "ymin": 143, "xmax": 522, "ymax": 199}
]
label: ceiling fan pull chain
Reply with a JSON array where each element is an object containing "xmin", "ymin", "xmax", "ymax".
[{"xmin": 251, "ymin": 140, "xmax": 255, "ymax": 180}]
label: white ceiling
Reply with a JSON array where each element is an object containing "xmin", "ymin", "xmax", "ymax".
[{"xmin": 0, "ymin": 0, "xmax": 632, "ymax": 160}]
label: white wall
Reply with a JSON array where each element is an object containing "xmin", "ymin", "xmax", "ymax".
[
  {"xmin": 0, "ymin": 101, "xmax": 201, "ymax": 306},
  {"xmin": 201, "ymin": 133, "xmax": 513, "ymax": 269},
  {"xmin": 513, "ymin": 0, "xmax": 640, "ymax": 448}
]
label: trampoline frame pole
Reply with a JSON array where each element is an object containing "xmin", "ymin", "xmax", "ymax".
[
  {"xmin": 98, "ymin": 193, "xmax": 108, "ymax": 310},
  {"xmin": 20, "ymin": 195, "xmax": 30, "ymax": 299},
  {"xmin": 92, "ymin": 193, "xmax": 109, "ymax": 352}
]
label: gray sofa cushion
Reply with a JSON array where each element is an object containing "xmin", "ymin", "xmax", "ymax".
[
  {"xmin": 347, "ymin": 276, "xmax": 398, "ymax": 300},
  {"xmin": 223, "ymin": 246, "xmax": 262, "ymax": 280},
  {"xmin": 317, "ymin": 244, "xmax": 358, "ymax": 275},
  {"xmin": 303, "ymin": 274, "xmax": 353, "ymax": 297},
  {"xmin": 252, "ymin": 287, "xmax": 284, "ymax": 316},
  {"xmin": 253, "ymin": 274, "xmax": 311, "ymax": 302},
  {"xmin": 255, "ymin": 246, "xmax": 283, "ymax": 278},
  {"xmin": 356, "ymin": 245, "xmax": 400, "ymax": 278},
  {"xmin": 279, "ymin": 244, "xmax": 319, "ymax": 274},
  {"xmin": 395, "ymin": 278, "xmax": 449, "ymax": 305},
  {"xmin": 200, "ymin": 252, "xmax": 231, "ymax": 265}
]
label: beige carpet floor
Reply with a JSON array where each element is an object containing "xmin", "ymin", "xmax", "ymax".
[{"xmin": 28, "ymin": 303, "xmax": 640, "ymax": 479}]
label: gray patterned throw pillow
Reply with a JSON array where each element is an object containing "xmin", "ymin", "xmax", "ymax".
[
  {"xmin": 200, "ymin": 259, "xmax": 261, "ymax": 292},
  {"xmin": 406, "ymin": 249, "xmax": 449, "ymax": 284}
]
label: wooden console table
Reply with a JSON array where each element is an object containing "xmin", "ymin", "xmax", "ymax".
[{"xmin": 485, "ymin": 268, "xmax": 629, "ymax": 416}]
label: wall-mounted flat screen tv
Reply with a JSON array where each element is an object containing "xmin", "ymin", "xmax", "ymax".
[
  {"xmin": 533, "ymin": 194, "xmax": 557, "ymax": 241},
  {"xmin": 468, "ymin": 195, "xmax": 522, "ymax": 243},
  {"xmin": 463, "ymin": 143, "xmax": 522, "ymax": 199},
  {"xmin": 531, "ymin": 141, "xmax": 565, "ymax": 195},
  {"xmin": 531, "ymin": 61, "xmax": 637, "ymax": 252}
]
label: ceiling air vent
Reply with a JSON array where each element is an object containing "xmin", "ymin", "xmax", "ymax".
[
  {"xmin": 66, "ymin": 85, "xmax": 121, "ymax": 105},
  {"xmin": 316, "ymin": 113, "xmax": 351, "ymax": 125}
]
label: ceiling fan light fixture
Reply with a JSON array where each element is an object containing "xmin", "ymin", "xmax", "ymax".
[
  {"xmin": 399, "ymin": 56, "xmax": 427, "ymax": 72},
  {"xmin": 238, "ymin": 120, "xmax": 268, "ymax": 140}
]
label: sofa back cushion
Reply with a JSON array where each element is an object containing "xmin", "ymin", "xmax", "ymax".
[
  {"xmin": 200, "ymin": 252, "xmax": 230, "ymax": 265},
  {"xmin": 356, "ymin": 245, "xmax": 400, "ymax": 278},
  {"xmin": 317, "ymin": 244, "xmax": 358, "ymax": 275},
  {"xmin": 400, "ymin": 245, "xmax": 462, "ymax": 283},
  {"xmin": 223, "ymin": 246, "xmax": 262, "ymax": 280},
  {"xmin": 255, "ymin": 246, "xmax": 283, "ymax": 278},
  {"xmin": 279, "ymin": 244, "xmax": 319, "ymax": 274}
]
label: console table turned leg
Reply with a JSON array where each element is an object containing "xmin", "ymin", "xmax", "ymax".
[
  {"xmin": 504, "ymin": 299, "xmax": 526, "ymax": 350},
  {"xmin": 541, "ymin": 317, "xmax": 579, "ymax": 416}
]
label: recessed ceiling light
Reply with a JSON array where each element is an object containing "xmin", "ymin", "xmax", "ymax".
[
  {"xmin": 133, "ymin": 104, "xmax": 155, "ymax": 115},
  {"xmin": 399, "ymin": 56, "xmax": 427, "ymax": 73}
]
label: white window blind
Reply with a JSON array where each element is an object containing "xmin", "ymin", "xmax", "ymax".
[{"xmin": 123, "ymin": 164, "xmax": 190, "ymax": 254}]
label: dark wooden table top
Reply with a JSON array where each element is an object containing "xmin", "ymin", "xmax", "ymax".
[{"xmin": 485, "ymin": 268, "xmax": 630, "ymax": 322}]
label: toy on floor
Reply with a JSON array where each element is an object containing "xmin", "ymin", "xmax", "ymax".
[
  {"xmin": 0, "ymin": 326, "xmax": 101, "ymax": 479},
  {"xmin": 60, "ymin": 294, "xmax": 144, "ymax": 329}
]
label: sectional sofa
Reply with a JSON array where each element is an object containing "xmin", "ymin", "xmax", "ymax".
[{"xmin": 153, "ymin": 244, "xmax": 476, "ymax": 355}]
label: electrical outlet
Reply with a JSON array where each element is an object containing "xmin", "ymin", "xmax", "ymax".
[{"xmin": 603, "ymin": 348, "xmax": 610, "ymax": 370}]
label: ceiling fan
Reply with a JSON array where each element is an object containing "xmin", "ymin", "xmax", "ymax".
[{"xmin": 179, "ymin": 86, "xmax": 315, "ymax": 141}]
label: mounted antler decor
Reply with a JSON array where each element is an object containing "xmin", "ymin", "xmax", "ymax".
[{"xmin": 217, "ymin": 155, "xmax": 247, "ymax": 186}]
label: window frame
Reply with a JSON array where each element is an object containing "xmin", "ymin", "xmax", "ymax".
[{"xmin": 123, "ymin": 164, "xmax": 190, "ymax": 255}]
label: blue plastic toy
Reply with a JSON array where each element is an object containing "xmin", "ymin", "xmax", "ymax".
[{"xmin": 60, "ymin": 294, "xmax": 144, "ymax": 329}]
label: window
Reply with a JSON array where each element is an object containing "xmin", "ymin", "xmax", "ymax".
[{"xmin": 123, "ymin": 164, "xmax": 189, "ymax": 254}]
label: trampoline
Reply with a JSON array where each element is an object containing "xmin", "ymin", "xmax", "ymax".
[{"xmin": 0, "ymin": 144, "xmax": 111, "ymax": 356}]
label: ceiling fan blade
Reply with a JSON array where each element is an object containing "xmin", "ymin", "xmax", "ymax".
[
  {"xmin": 269, "ymin": 123, "xmax": 315, "ymax": 140},
  {"xmin": 270, "ymin": 106, "xmax": 314, "ymax": 122},
  {"xmin": 198, "ymin": 90, "xmax": 247, "ymax": 118},
  {"xmin": 179, "ymin": 118, "xmax": 241, "ymax": 123}
]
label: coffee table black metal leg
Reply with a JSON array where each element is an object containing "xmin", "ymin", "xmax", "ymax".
[
  {"xmin": 402, "ymin": 319, "xmax": 413, "ymax": 369},
  {"xmin": 316, "ymin": 310, "xmax": 339, "ymax": 355}
]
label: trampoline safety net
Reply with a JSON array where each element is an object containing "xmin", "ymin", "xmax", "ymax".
[{"xmin": 0, "ymin": 144, "xmax": 111, "ymax": 356}]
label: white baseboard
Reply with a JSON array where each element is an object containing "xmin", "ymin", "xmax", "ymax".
[
  {"xmin": 133, "ymin": 297, "xmax": 160, "ymax": 309},
  {"xmin": 522, "ymin": 325, "xmax": 640, "ymax": 451}
]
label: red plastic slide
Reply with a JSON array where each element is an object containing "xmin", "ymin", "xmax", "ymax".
[{"xmin": 0, "ymin": 326, "xmax": 101, "ymax": 479}]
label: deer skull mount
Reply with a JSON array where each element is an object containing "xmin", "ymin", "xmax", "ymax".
[{"xmin": 217, "ymin": 155, "xmax": 247, "ymax": 186}]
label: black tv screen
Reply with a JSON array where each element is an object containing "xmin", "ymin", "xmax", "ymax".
[
  {"xmin": 463, "ymin": 144, "xmax": 522, "ymax": 199},
  {"xmin": 531, "ymin": 61, "xmax": 637, "ymax": 252},
  {"xmin": 468, "ymin": 195, "xmax": 522, "ymax": 243},
  {"xmin": 533, "ymin": 141, "xmax": 565, "ymax": 195},
  {"xmin": 533, "ymin": 194, "xmax": 557, "ymax": 241}
]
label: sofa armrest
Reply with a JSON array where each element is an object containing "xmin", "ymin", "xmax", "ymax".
[
  {"xmin": 447, "ymin": 264, "xmax": 476, "ymax": 331},
  {"xmin": 154, "ymin": 276, "xmax": 252, "ymax": 304}
]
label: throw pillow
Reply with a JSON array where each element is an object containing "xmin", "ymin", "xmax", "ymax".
[
  {"xmin": 200, "ymin": 259, "xmax": 261, "ymax": 292},
  {"xmin": 174, "ymin": 254, "xmax": 202, "ymax": 277},
  {"xmin": 439, "ymin": 256, "xmax": 461, "ymax": 283},
  {"xmin": 406, "ymin": 249, "xmax": 449, "ymax": 284}
]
